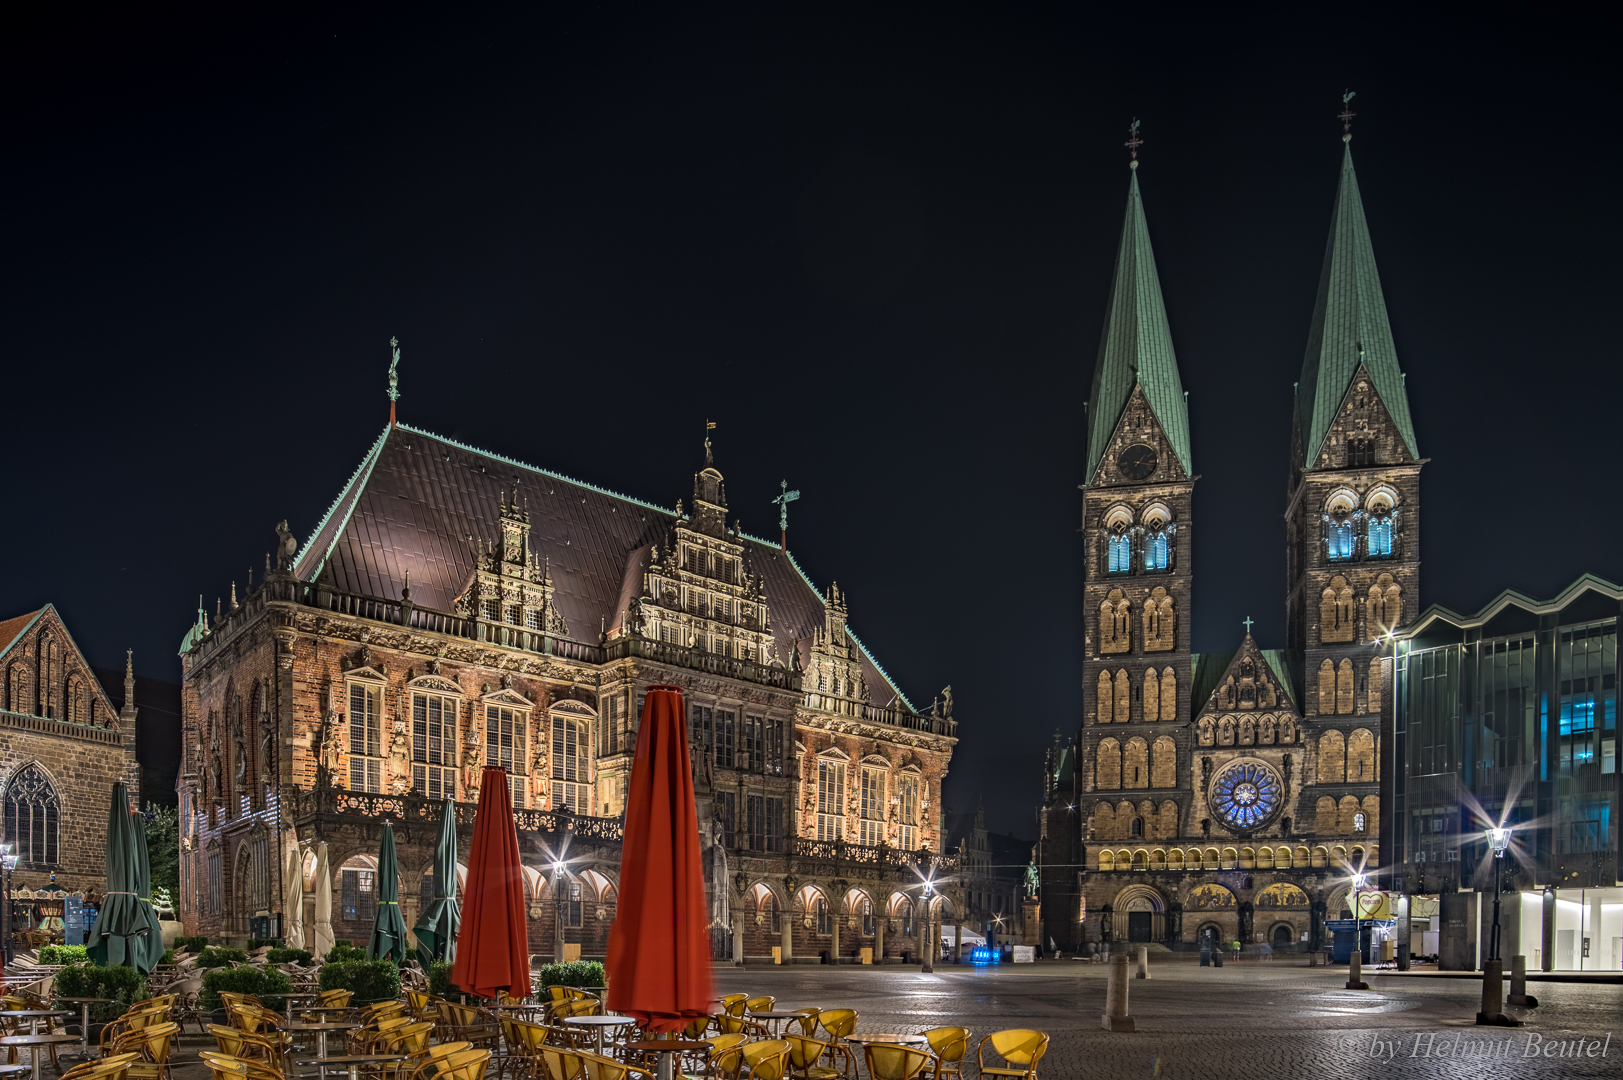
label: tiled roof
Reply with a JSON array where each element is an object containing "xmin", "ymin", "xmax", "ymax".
[
  {"xmin": 1296, "ymin": 143, "xmax": 1419, "ymax": 465},
  {"xmin": 289, "ymin": 424, "xmax": 912, "ymax": 708},
  {"xmin": 0, "ymin": 608, "xmax": 44, "ymax": 660},
  {"xmin": 1083, "ymin": 169, "xmax": 1192, "ymax": 484},
  {"xmin": 1188, "ymin": 651, "xmax": 1232, "ymax": 714}
]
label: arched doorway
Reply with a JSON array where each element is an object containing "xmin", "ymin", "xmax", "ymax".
[{"xmin": 1271, "ymin": 924, "xmax": 1293, "ymax": 950}]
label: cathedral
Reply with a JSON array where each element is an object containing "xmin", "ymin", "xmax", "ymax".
[
  {"xmin": 1040, "ymin": 126, "xmax": 1418, "ymax": 955},
  {"xmin": 175, "ymin": 418, "xmax": 962, "ymax": 962}
]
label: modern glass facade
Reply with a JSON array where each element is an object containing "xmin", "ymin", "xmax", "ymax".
[{"xmin": 1388, "ymin": 576, "xmax": 1620, "ymax": 970}]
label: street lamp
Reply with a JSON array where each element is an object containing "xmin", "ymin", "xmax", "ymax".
[
  {"xmin": 1485, "ymin": 826, "xmax": 1511, "ymax": 962},
  {"xmin": 1, "ymin": 844, "xmax": 17, "ymax": 966},
  {"xmin": 552, "ymin": 860, "xmax": 568, "ymax": 962}
]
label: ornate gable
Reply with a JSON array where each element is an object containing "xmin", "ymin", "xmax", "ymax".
[
  {"xmin": 1195, "ymin": 636, "xmax": 1301, "ymax": 749},
  {"xmin": 1089, "ymin": 384, "xmax": 1191, "ymax": 488}
]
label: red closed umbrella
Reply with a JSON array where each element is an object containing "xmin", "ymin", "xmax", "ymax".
[
  {"xmin": 451, "ymin": 767, "xmax": 532, "ymax": 1000},
  {"xmin": 606, "ymin": 685, "xmax": 713, "ymax": 1031}
]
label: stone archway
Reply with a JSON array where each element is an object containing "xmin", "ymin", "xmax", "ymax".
[{"xmin": 1112, "ymin": 883, "xmax": 1167, "ymax": 943}]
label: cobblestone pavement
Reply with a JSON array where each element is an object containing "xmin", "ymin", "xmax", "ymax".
[{"xmin": 713, "ymin": 960, "xmax": 1623, "ymax": 1080}]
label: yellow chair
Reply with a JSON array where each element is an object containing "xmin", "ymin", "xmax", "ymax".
[
  {"xmin": 789, "ymin": 1011, "xmax": 820, "ymax": 1038},
  {"xmin": 500, "ymin": 1019, "xmax": 551, "ymax": 1080},
  {"xmin": 743, "ymin": 997, "xmax": 775, "ymax": 1015},
  {"xmin": 539, "ymin": 1045, "xmax": 585, "ymax": 1080},
  {"xmin": 861, "ymin": 1046, "xmax": 932, "ymax": 1080},
  {"xmin": 407, "ymin": 1041, "xmax": 473, "ymax": 1080},
  {"xmin": 62, "ymin": 1052, "xmax": 140, "ymax": 1080},
  {"xmin": 206, "ymin": 1025, "xmax": 282, "ymax": 1066},
  {"xmin": 718, "ymin": 995, "xmax": 748, "ymax": 1018},
  {"xmin": 782, "ymin": 1034, "xmax": 842, "ymax": 1080},
  {"xmin": 198, "ymin": 1053, "xmax": 280, "ymax": 1080},
  {"xmin": 406, "ymin": 991, "xmax": 436, "ymax": 1021},
  {"xmin": 699, "ymin": 1034, "xmax": 751, "ymax": 1080},
  {"xmin": 975, "ymin": 1031, "xmax": 1048, "ymax": 1080},
  {"xmin": 740, "ymin": 1041, "xmax": 791, "ymax": 1080},
  {"xmin": 442, "ymin": 1002, "xmax": 501, "ymax": 1049},
  {"xmin": 813, "ymin": 1012, "xmax": 857, "ymax": 1077},
  {"xmin": 431, "ymin": 1049, "xmax": 493, "ymax": 1080},
  {"xmin": 919, "ymin": 1029, "xmax": 969, "ymax": 1080},
  {"xmin": 201, "ymin": 1056, "xmax": 252, "ymax": 1080},
  {"xmin": 113, "ymin": 1020, "xmax": 179, "ymax": 1080}
]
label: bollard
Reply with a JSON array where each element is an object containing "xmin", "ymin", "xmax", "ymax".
[
  {"xmin": 1136, "ymin": 945, "xmax": 1150, "ymax": 980},
  {"xmin": 1101, "ymin": 953, "xmax": 1135, "ymax": 1031},
  {"xmin": 1506, "ymin": 955, "xmax": 1538, "ymax": 1007},
  {"xmin": 1345, "ymin": 950, "xmax": 1368, "ymax": 990},
  {"xmin": 1475, "ymin": 959, "xmax": 1522, "ymax": 1026}
]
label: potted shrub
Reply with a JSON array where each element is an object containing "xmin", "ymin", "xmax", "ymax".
[
  {"xmin": 318, "ymin": 959, "xmax": 401, "ymax": 1006},
  {"xmin": 200, "ymin": 966, "xmax": 293, "ymax": 1018}
]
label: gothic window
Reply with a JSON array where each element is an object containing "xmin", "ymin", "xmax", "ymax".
[
  {"xmin": 1142, "ymin": 587, "xmax": 1175, "ymax": 652},
  {"xmin": 1353, "ymin": 812, "xmax": 1366, "ymax": 833},
  {"xmin": 1144, "ymin": 530, "xmax": 1169, "ymax": 573},
  {"xmin": 549, "ymin": 714, "xmax": 589, "ymax": 813},
  {"xmin": 1129, "ymin": 817, "xmax": 1143, "ymax": 838},
  {"xmin": 1114, "ymin": 669, "xmax": 1131, "ymax": 724},
  {"xmin": 816, "ymin": 896, "xmax": 831, "ymax": 935},
  {"xmin": 1338, "ymin": 796, "xmax": 1362, "ymax": 834},
  {"xmin": 1366, "ymin": 515, "xmax": 1393, "ymax": 558},
  {"xmin": 1100, "ymin": 590, "xmax": 1131, "ymax": 654},
  {"xmin": 1142, "ymin": 668, "xmax": 1158, "ymax": 723},
  {"xmin": 1124, "ymin": 738, "xmax": 1148, "ymax": 789},
  {"xmin": 858, "ymin": 768, "xmax": 884, "ymax": 846},
  {"xmin": 1159, "ymin": 668, "xmax": 1176, "ymax": 721},
  {"xmin": 1347, "ymin": 728, "xmax": 1375, "ymax": 780},
  {"xmin": 3, "ymin": 764, "xmax": 59, "ymax": 866},
  {"xmin": 1320, "ymin": 576, "xmax": 1356, "ymax": 643},
  {"xmin": 816, "ymin": 758, "xmax": 846, "ymax": 841},
  {"xmin": 1317, "ymin": 730, "xmax": 1346, "ymax": 783},
  {"xmin": 1095, "ymin": 739, "xmax": 1121, "ymax": 791},
  {"xmin": 1326, "ymin": 517, "xmax": 1355, "ymax": 561},
  {"xmin": 1096, "ymin": 671, "xmax": 1114, "ymax": 723},
  {"xmin": 898, "ymin": 774, "xmax": 920, "ymax": 851},
  {"xmin": 1337, "ymin": 659, "xmax": 1355, "ymax": 715},
  {"xmin": 7, "ymin": 663, "xmax": 28, "ymax": 714},
  {"xmin": 347, "ymin": 682, "xmax": 384, "ymax": 793},
  {"xmin": 412, "ymin": 692, "xmax": 458, "ymax": 800},
  {"xmin": 1318, "ymin": 659, "xmax": 1335, "ymax": 714},
  {"xmin": 1368, "ymin": 657, "xmax": 1384, "ymax": 714},
  {"xmin": 1348, "ymin": 438, "xmax": 1375, "ymax": 467},
  {"xmin": 1367, "ymin": 574, "xmax": 1402, "ymax": 638},
  {"xmin": 1107, "ymin": 529, "xmax": 1132, "ymax": 575},
  {"xmin": 1151, "ymin": 737, "xmax": 1176, "ymax": 788}
]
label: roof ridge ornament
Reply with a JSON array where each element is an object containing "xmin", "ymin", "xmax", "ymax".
[
  {"xmin": 1339, "ymin": 90, "xmax": 1356, "ymax": 143},
  {"xmin": 771, "ymin": 479, "xmax": 801, "ymax": 551},
  {"xmin": 1124, "ymin": 117, "xmax": 1143, "ymax": 169},
  {"xmin": 387, "ymin": 336, "xmax": 401, "ymax": 428}
]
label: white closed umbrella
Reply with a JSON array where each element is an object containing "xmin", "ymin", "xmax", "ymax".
[
  {"xmin": 313, "ymin": 842, "xmax": 335, "ymax": 959},
  {"xmin": 283, "ymin": 845, "xmax": 306, "ymax": 950}
]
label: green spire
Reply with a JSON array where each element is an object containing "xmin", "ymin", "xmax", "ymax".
[
  {"xmin": 1084, "ymin": 169, "xmax": 1191, "ymax": 484},
  {"xmin": 1296, "ymin": 142, "xmax": 1418, "ymax": 466}
]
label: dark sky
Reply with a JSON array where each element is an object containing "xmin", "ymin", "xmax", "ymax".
[{"xmin": 4, "ymin": 7, "xmax": 1617, "ymax": 834}]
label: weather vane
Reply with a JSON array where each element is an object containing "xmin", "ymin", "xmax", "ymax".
[
  {"xmin": 1125, "ymin": 118, "xmax": 1144, "ymax": 168},
  {"xmin": 704, "ymin": 419, "xmax": 716, "ymax": 466},
  {"xmin": 387, "ymin": 336, "xmax": 401, "ymax": 428},
  {"xmin": 1339, "ymin": 90, "xmax": 1357, "ymax": 142},
  {"xmin": 771, "ymin": 479, "xmax": 800, "ymax": 551}
]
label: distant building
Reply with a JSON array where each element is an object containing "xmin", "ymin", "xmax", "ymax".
[
  {"xmin": 944, "ymin": 803, "xmax": 1032, "ymax": 946},
  {"xmin": 1042, "ymin": 134, "xmax": 1414, "ymax": 954},
  {"xmin": 176, "ymin": 427, "xmax": 961, "ymax": 960},
  {"xmin": 1, "ymin": 605, "xmax": 141, "ymax": 923},
  {"xmin": 1389, "ymin": 575, "xmax": 1620, "ymax": 970}
]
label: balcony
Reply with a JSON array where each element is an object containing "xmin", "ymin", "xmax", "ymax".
[{"xmin": 291, "ymin": 787, "xmax": 623, "ymax": 843}]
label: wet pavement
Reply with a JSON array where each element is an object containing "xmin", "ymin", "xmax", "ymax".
[{"xmin": 713, "ymin": 960, "xmax": 1623, "ymax": 1079}]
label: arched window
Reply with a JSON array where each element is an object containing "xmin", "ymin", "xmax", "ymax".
[
  {"xmin": 550, "ymin": 714, "xmax": 589, "ymax": 813},
  {"xmin": 1107, "ymin": 529, "xmax": 1132, "ymax": 574},
  {"xmin": 1353, "ymin": 812, "xmax": 1367, "ymax": 833},
  {"xmin": 1366, "ymin": 515, "xmax": 1393, "ymax": 558},
  {"xmin": 4, "ymin": 764, "xmax": 60, "ymax": 866},
  {"xmin": 1144, "ymin": 530, "xmax": 1169, "ymax": 572},
  {"xmin": 1326, "ymin": 516, "xmax": 1355, "ymax": 561},
  {"xmin": 1130, "ymin": 817, "xmax": 1143, "ymax": 838}
]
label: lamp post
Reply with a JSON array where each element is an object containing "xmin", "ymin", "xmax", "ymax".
[
  {"xmin": 1485, "ymin": 826, "xmax": 1510, "ymax": 962},
  {"xmin": 552, "ymin": 860, "xmax": 568, "ymax": 962},
  {"xmin": 1346, "ymin": 870, "xmax": 1369, "ymax": 990},
  {"xmin": 1476, "ymin": 825, "xmax": 1520, "ymax": 1025},
  {"xmin": 1, "ymin": 844, "xmax": 16, "ymax": 967}
]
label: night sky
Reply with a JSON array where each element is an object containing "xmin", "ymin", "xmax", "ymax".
[{"xmin": 5, "ymin": 8, "xmax": 1617, "ymax": 834}]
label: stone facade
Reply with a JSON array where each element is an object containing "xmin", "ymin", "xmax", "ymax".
[
  {"xmin": 1, "ymin": 605, "xmax": 140, "ymax": 904},
  {"xmin": 176, "ymin": 429, "xmax": 960, "ymax": 959},
  {"xmin": 1041, "ymin": 143, "xmax": 1411, "ymax": 955}
]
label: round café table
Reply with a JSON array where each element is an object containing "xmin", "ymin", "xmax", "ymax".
[
  {"xmin": 562, "ymin": 1015, "xmax": 634, "ymax": 1054},
  {"xmin": 624, "ymin": 1039, "xmax": 711, "ymax": 1080},
  {"xmin": 0, "ymin": 1033, "xmax": 78, "ymax": 1080},
  {"xmin": 257, "ymin": 992, "xmax": 323, "ymax": 1024},
  {"xmin": 296, "ymin": 1053, "xmax": 406, "ymax": 1080},
  {"xmin": 50, "ymin": 999, "xmax": 114, "ymax": 1060},
  {"xmin": 749, "ymin": 1011, "xmax": 805, "ymax": 1037},
  {"xmin": 283, "ymin": 1020, "xmax": 361, "ymax": 1059}
]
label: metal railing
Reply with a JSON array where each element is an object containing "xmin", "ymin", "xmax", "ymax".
[{"xmin": 297, "ymin": 787, "xmax": 624, "ymax": 841}]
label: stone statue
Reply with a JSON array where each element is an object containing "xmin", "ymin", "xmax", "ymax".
[
  {"xmin": 274, "ymin": 520, "xmax": 298, "ymax": 571},
  {"xmin": 940, "ymin": 686, "xmax": 954, "ymax": 719},
  {"xmin": 1023, "ymin": 860, "xmax": 1039, "ymax": 898}
]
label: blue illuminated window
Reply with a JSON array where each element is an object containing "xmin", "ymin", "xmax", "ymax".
[
  {"xmin": 1327, "ymin": 519, "xmax": 1354, "ymax": 561},
  {"xmin": 1367, "ymin": 517, "xmax": 1393, "ymax": 558},
  {"xmin": 1108, "ymin": 533, "xmax": 1132, "ymax": 574},
  {"xmin": 1145, "ymin": 531, "xmax": 1169, "ymax": 572}
]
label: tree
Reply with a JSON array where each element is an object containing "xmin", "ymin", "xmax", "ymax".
[{"xmin": 143, "ymin": 803, "xmax": 179, "ymax": 898}]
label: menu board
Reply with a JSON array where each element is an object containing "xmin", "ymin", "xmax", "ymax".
[{"xmin": 64, "ymin": 897, "xmax": 87, "ymax": 946}]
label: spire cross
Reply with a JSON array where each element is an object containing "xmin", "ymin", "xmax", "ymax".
[
  {"xmin": 1124, "ymin": 118, "xmax": 1144, "ymax": 168},
  {"xmin": 1339, "ymin": 90, "xmax": 1357, "ymax": 142},
  {"xmin": 387, "ymin": 336, "xmax": 401, "ymax": 428},
  {"xmin": 1243, "ymin": 616, "xmax": 1255, "ymax": 634},
  {"xmin": 770, "ymin": 479, "xmax": 801, "ymax": 551}
]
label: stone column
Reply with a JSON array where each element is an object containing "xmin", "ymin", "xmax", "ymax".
[
  {"xmin": 1506, "ymin": 955, "xmax": 1538, "ymax": 1007},
  {"xmin": 1475, "ymin": 958, "xmax": 1521, "ymax": 1027},
  {"xmin": 1101, "ymin": 953, "xmax": 1134, "ymax": 1031},
  {"xmin": 955, "ymin": 919, "xmax": 964, "ymax": 963},
  {"xmin": 1540, "ymin": 888, "xmax": 1555, "ymax": 972},
  {"xmin": 780, "ymin": 906, "xmax": 794, "ymax": 964},
  {"xmin": 921, "ymin": 908, "xmax": 933, "ymax": 973},
  {"xmin": 732, "ymin": 913, "xmax": 745, "ymax": 966},
  {"xmin": 873, "ymin": 915, "xmax": 884, "ymax": 965},
  {"xmin": 1136, "ymin": 945, "xmax": 1149, "ymax": 979},
  {"xmin": 830, "ymin": 902, "xmax": 842, "ymax": 964},
  {"xmin": 1346, "ymin": 947, "xmax": 1368, "ymax": 990}
]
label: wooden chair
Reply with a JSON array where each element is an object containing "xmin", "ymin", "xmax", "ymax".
[
  {"xmin": 974, "ymin": 1032, "xmax": 1048, "ymax": 1080},
  {"xmin": 199, "ymin": 1053, "xmax": 282, "ymax": 1080},
  {"xmin": 743, "ymin": 998, "xmax": 775, "ymax": 1016},
  {"xmin": 538, "ymin": 1046, "xmax": 584, "ymax": 1080},
  {"xmin": 718, "ymin": 996, "xmax": 747, "ymax": 1019},
  {"xmin": 61, "ymin": 1052, "xmax": 140, "ymax": 1080},
  {"xmin": 812, "ymin": 1012, "xmax": 857, "ymax": 1078},
  {"xmin": 112, "ymin": 1020, "xmax": 180, "ymax": 1080},
  {"xmin": 405, "ymin": 1042, "xmax": 472, "ymax": 1080},
  {"xmin": 406, "ymin": 992, "xmax": 437, "ymax": 1022},
  {"xmin": 782, "ymin": 1035, "xmax": 842, "ymax": 1080},
  {"xmin": 716, "ymin": 1015, "xmax": 770, "ymax": 1041},
  {"xmin": 429, "ymin": 1049, "xmax": 492, "ymax": 1080},
  {"xmin": 860, "ymin": 1046, "xmax": 932, "ymax": 1080},
  {"xmin": 740, "ymin": 1041, "xmax": 791, "ymax": 1080},
  {"xmin": 574, "ymin": 1051, "xmax": 654, "ymax": 1080},
  {"xmin": 788, "ymin": 1011, "xmax": 819, "ymax": 1039},
  {"xmin": 699, "ymin": 1034, "xmax": 751, "ymax": 1080},
  {"xmin": 442, "ymin": 1003, "xmax": 501, "ymax": 1050},
  {"xmin": 919, "ymin": 1029, "xmax": 968, "ymax": 1080}
]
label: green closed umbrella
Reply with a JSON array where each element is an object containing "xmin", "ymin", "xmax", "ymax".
[
  {"xmin": 129, "ymin": 805, "xmax": 167, "ymax": 972},
  {"xmin": 87, "ymin": 783, "xmax": 156, "ymax": 972},
  {"xmin": 412, "ymin": 800, "xmax": 460, "ymax": 970},
  {"xmin": 368, "ymin": 822, "xmax": 408, "ymax": 964}
]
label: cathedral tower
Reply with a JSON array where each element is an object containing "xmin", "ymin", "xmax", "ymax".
[{"xmin": 1285, "ymin": 137, "xmax": 1422, "ymax": 817}]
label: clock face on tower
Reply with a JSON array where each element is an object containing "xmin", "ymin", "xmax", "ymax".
[{"xmin": 1116, "ymin": 444, "xmax": 1158, "ymax": 481}]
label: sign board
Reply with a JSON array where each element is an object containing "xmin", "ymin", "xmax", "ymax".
[
  {"xmin": 63, "ymin": 897, "xmax": 86, "ymax": 947},
  {"xmin": 1011, "ymin": 946, "xmax": 1035, "ymax": 963},
  {"xmin": 1355, "ymin": 890, "xmax": 1392, "ymax": 919}
]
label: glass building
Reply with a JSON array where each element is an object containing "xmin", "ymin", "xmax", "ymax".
[{"xmin": 1388, "ymin": 575, "xmax": 1619, "ymax": 970}]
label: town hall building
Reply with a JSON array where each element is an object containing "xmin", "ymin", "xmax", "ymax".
[{"xmin": 1041, "ymin": 126, "xmax": 1417, "ymax": 955}]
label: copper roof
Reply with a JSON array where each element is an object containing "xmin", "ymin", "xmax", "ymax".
[{"xmin": 292, "ymin": 423, "xmax": 913, "ymax": 708}]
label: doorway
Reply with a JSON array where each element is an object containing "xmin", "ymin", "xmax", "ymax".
[
  {"xmin": 1272, "ymin": 925, "xmax": 1293, "ymax": 950},
  {"xmin": 1127, "ymin": 911, "xmax": 1152, "ymax": 943}
]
